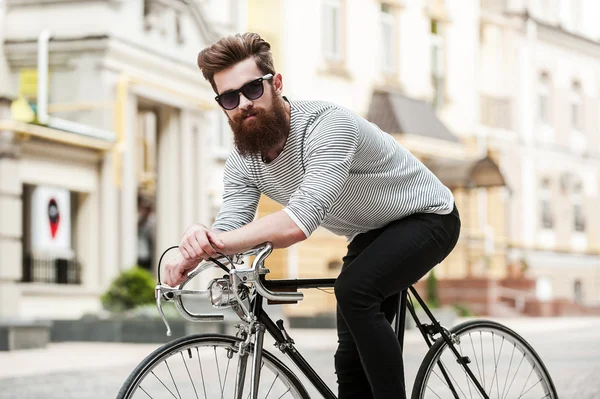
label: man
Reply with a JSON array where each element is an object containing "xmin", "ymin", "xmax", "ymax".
[{"xmin": 164, "ymin": 32, "xmax": 461, "ymax": 399}]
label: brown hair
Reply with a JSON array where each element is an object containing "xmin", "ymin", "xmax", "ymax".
[{"xmin": 197, "ymin": 32, "xmax": 276, "ymax": 93}]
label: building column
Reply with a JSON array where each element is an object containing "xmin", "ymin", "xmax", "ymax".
[
  {"xmin": 179, "ymin": 109, "xmax": 194, "ymax": 229},
  {"xmin": 0, "ymin": 97, "xmax": 23, "ymax": 318},
  {"xmin": 120, "ymin": 93, "xmax": 138, "ymax": 269},
  {"xmin": 99, "ymin": 149, "xmax": 120, "ymax": 286},
  {"xmin": 156, "ymin": 106, "xmax": 181, "ymax": 259}
]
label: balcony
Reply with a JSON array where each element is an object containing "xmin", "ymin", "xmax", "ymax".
[
  {"xmin": 480, "ymin": 95, "xmax": 512, "ymax": 130},
  {"xmin": 22, "ymin": 254, "xmax": 82, "ymax": 285}
]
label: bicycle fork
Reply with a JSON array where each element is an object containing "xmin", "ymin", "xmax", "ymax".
[{"xmin": 234, "ymin": 322, "xmax": 266, "ymax": 399}]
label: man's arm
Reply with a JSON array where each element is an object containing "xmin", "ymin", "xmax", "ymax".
[
  {"xmin": 216, "ymin": 108, "xmax": 360, "ymax": 255},
  {"xmin": 217, "ymin": 210, "xmax": 306, "ymax": 255}
]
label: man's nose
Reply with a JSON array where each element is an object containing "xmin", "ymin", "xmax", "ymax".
[{"xmin": 239, "ymin": 93, "xmax": 253, "ymax": 110}]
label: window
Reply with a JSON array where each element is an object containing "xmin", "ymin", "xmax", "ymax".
[
  {"xmin": 380, "ymin": 3, "xmax": 395, "ymax": 75},
  {"xmin": 539, "ymin": 179, "xmax": 553, "ymax": 229},
  {"xmin": 571, "ymin": 81, "xmax": 582, "ymax": 131},
  {"xmin": 322, "ymin": 0, "xmax": 343, "ymax": 62},
  {"xmin": 574, "ymin": 280, "xmax": 583, "ymax": 304},
  {"xmin": 538, "ymin": 73, "xmax": 550, "ymax": 125},
  {"xmin": 431, "ymin": 19, "xmax": 445, "ymax": 110},
  {"xmin": 572, "ymin": 183, "xmax": 585, "ymax": 232}
]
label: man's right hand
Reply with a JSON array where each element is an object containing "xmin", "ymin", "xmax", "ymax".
[
  {"xmin": 163, "ymin": 254, "xmax": 198, "ymax": 287},
  {"xmin": 179, "ymin": 224, "xmax": 226, "ymax": 261}
]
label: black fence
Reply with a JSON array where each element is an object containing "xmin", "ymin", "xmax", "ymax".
[{"xmin": 22, "ymin": 255, "xmax": 82, "ymax": 284}]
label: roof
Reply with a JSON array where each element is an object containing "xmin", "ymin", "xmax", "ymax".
[
  {"xmin": 426, "ymin": 156, "xmax": 507, "ymax": 190},
  {"xmin": 367, "ymin": 90, "xmax": 459, "ymax": 143}
]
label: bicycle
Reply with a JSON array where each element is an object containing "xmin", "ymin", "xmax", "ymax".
[{"xmin": 117, "ymin": 242, "xmax": 558, "ymax": 399}]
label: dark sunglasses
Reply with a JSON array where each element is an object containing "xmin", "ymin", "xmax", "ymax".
[{"xmin": 215, "ymin": 74, "xmax": 274, "ymax": 110}]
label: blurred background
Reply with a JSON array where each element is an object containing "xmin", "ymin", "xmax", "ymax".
[{"xmin": 0, "ymin": 0, "xmax": 599, "ymax": 395}]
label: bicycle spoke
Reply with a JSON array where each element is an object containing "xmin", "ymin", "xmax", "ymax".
[
  {"xmin": 457, "ymin": 341, "xmax": 474, "ymax": 398},
  {"xmin": 425, "ymin": 385, "xmax": 444, "ymax": 399},
  {"xmin": 265, "ymin": 372, "xmax": 279, "ymax": 398},
  {"xmin": 519, "ymin": 376, "xmax": 544, "ymax": 398},
  {"xmin": 480, "ymin": 331, "xmax": 485, "ymax": 392},
  {"xmin": 179, "ymin": 351, "xmax": 200, "ymax": 399},
  {"xmin": 139, "ymin": 385, "xmax": 153, "ymax": 398},
  {"xmin": 493, "ymin": 336, "xmax": 505, "ymax": 399},
  {"xmin": 150, "ymin": 370, "xmax": 178, "ymax": 399},
  {"xmin": 164, "ymin": 360, "xmax": 182, "ymax": 399},
  {"xmin": 196, "ymin": 347, "xmax": 208, "ymax": 399},
  {"xmin": 276, "ymin": 387, "xmax": 291, "ymax": 399},
  {"xmin": 518, "ymin": 364, "xmax": 536, "ymax": 398},
  {"xmin": 503, "ymin": 352, "xmax": 526, "ymax": 399},
  {"xmin": 469, "ymin": 333, "xmax": 483, "ymax": 386},
  {"xmin": 431, "ymin": 364, "xmax": 467, "ymax": 399},
  {"xmin": 501, "ymin": 343, "xmax": 517, "ymax": 399},
  {"xmin": 222, "ymin": 355, "xmax": 232, "ymax": 398},
  {"xmin": 214, "ymin": 346, "xmax": 224, "ymax": 396}
]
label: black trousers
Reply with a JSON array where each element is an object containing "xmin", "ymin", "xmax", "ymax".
[{"xmin": 334, "ymin": 205, "xmax": 461, "ymax": 399}]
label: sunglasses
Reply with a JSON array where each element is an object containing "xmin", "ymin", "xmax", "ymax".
[{"xmin": 215, "ymin": 74, "xmax": 274, "ymax": 110}]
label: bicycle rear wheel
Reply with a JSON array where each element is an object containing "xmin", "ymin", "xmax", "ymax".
[
  {"xmin": 411, "ymin": 320, "xmax": 558, "ymax": 399},
  {"xmin": 117, "ymin": 333, "xmax": 309, "ymax": 399}
]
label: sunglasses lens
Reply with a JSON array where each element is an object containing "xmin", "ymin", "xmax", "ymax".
[
  {"xmin": 219, "ymin": 92, "xmax": 239, "ymax": 110},
  {"xmin": 242, "ymin": 80, "xmax": 265, "ymax": 100}
]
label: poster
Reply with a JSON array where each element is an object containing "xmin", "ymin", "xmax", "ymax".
[{"xmin": 30, "ymin": 186, "xmax": 73, "ymax": 258}]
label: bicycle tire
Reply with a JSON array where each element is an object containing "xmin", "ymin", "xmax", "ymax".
[
  {"xmin": 117, "ymin": 333, "xmax": 310, "ymax": 399},
  {"xmin": 411, "ymin": 319, "xmax": 558, "ymax": 399}
]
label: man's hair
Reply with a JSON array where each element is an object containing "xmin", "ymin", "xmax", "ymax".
[{"xmin": 197, "ymin": 32, "xmax": 276, "ymax": 93}]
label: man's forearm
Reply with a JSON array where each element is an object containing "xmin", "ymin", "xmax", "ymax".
[{"xmin": 217, "ymin": 210, "xmax": 306, "ymax": 255}]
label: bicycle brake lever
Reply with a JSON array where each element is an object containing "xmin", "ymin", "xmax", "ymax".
[{"xmin": 156, "ymin": 285, "xmax": 173, "ymax": 336}]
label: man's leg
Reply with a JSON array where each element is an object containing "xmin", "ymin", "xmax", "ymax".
[
  {"xmin": 335, "ymin": 294, "xmax": 399, "ymax": 399},
  {"xmin": 334, "ymin": 209, "xmax": 460, "ymax": 399}
]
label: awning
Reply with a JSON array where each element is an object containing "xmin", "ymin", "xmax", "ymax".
[
  {"xmin": 367, "ymin": 90, "xmax": 459, "ymax": 143},
  {"xmin": 426, "ymin": 156, "xmax": 507, "ymax": 190}
]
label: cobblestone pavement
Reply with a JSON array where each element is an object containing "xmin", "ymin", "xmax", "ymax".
[{"xmin": 0, "ymin": 317, "xmax": 598, "ymax": 398}]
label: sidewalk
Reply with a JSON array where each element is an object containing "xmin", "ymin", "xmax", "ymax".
[{"xmin": 1, "ymin": 316, "xmax": 598, "ymax": 380}]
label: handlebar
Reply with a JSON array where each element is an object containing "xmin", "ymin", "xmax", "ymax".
[{"xmin": 155, "ymin": 242, "xmax": 304, "ymax": 336}]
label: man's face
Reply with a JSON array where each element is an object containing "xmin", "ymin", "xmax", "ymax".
[{"xmin": 213, "ymin": 57, "xmax": 288, "ymax": 158}]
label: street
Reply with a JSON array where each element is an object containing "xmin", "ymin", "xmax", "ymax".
[{"xmin": 0, "ymin": 317, "xmax": 598, "ymax": 398}]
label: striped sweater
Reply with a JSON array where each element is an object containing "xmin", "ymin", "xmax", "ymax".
[{"xmin": 211, "ymin": 99, "xmax": 455, "ymax": 241}]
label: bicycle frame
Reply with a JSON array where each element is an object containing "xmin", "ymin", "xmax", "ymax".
[
  {"xmin": 256, "ymin": 277, "xmax": 490, "ymax": 399},
  {"xmin": 155, "ymin": 244, "xmax": 489, "ymax": 399}
]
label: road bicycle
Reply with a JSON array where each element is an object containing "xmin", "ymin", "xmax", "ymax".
[{"xmin": 117, "ymin": 242, "xmax": 558, "ymax": 399}]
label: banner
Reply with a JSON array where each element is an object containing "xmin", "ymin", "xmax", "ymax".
[{"xmin": 30, "ymin": 186, "xmax": 73, "ymax": 258}]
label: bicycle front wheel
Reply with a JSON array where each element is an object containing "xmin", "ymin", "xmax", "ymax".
[
  {"xmin": 412, "ymin": 319, "xmax": 558, "ymax": 399},
  {"xmin": 117, "ymin": 333, "xmax": 309, "ymax": 399}
]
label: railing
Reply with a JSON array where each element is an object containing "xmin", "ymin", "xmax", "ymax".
[
  {"xmin": 22, "ymin": 254, "xmax": 82, "ymax": 284},
  {"xmin": 480, "ymin": 95, "xmax": 512, "ymax": 130}
]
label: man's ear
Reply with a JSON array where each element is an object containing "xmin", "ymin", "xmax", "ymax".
[{"xmin": 273, "ymin": 73, "xmax": 284, "ymax": 95}]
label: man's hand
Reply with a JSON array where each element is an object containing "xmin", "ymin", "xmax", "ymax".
[
  {"xmin": 163, "ymin": 253, "xmax": 199, "ymax": 287},
  {"xmin": 179, "ymin": 224, "xmax": 225, "ymax": 261}
]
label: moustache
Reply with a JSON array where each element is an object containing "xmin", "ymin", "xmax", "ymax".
[{"xmin": 234, "ymin": 108, "xmax": 264, "ymax": 123}]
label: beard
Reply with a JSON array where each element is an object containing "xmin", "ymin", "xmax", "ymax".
[{"xmin": 228, "ymin": 91, "xmax": 289, "ymax": 159}]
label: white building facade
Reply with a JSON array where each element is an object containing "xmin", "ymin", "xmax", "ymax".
[
  {"xmin": 247, "ymin": 0, "xmax": 600, "ymax": 316},
  {"xmin": 0, "ymin": 0, "xmax": 244, "ymax": 320},
  {"xmin": 482, "ymin": 0, "xmax": 600, "ymax": 307}
]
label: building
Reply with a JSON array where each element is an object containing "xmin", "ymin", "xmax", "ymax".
[
  {"xmin": 481, "ymin": 0, "xmax": 600, "ymax": 313},
  {"xmin": 0, "ymin": 0, "xmax": 245, "ymax": 320},
  {"xmin": 246, "ymin": 0, "xmax": 600, "ymax": 321}
]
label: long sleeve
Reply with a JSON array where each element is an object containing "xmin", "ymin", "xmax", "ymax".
[
  {"xmin": 211, "ymin": 152, "xmax": 261, "ymax": 232},
  {"xmin": 283, "ymin": 109, "xmax": 359, "ymax": 237}
]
